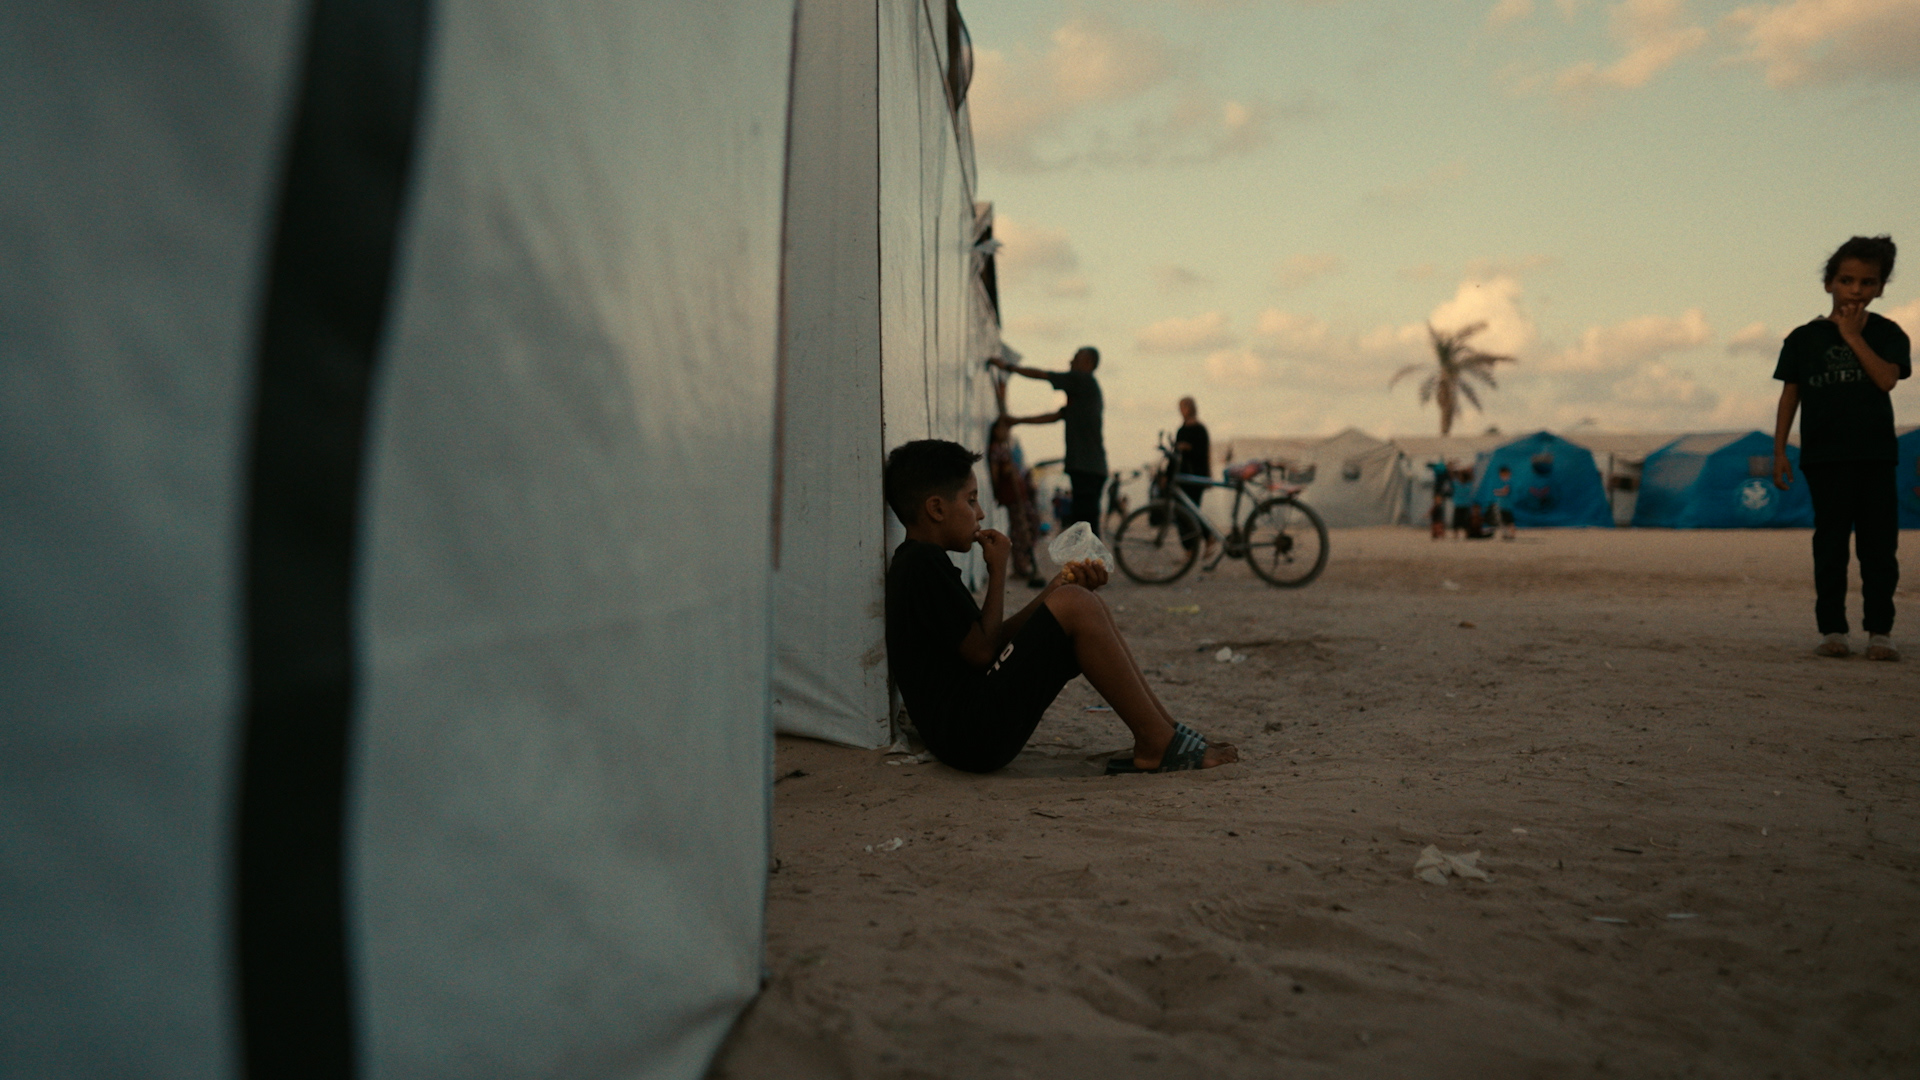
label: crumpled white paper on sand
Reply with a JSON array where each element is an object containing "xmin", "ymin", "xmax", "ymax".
[{"xmin": 1414, "ymin": 844, "xmax": 1492, "ymax": 886}]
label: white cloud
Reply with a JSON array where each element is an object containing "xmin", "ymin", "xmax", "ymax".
[
  {"xmin": 1154, "ymin": 265, "xmax": 1215, "ymax": 290},
  {"xmin": 1723, "ymin": 0, "xmax": 1920, "ymax": 87},
  {"xmin": 1725, "ymin": 320, "xmax": 1777, "ymax": 354},
  {"xmin": 1253, "ymin": 308, "xmax": 1335, "ymax": 353},
  {"xmin": 1363, "ymin": 161, "xmax": 1469, "ymax": 210},
  {"xmin": 1137, "ymin": 311, "xmax": 1237, "ymax": 354},
  {"xmin": 1882, "ymin": 296, "xmax": 1920, "ymax": 333},
  {"xmin": 1544, "ymin": 308, "xmax": 1712, "ymax": 372},
  {"xmin": 1488, "ymin": 0, "xmax": 1536, "ymax": 27},
  {"xmin": 994, "ymin": 216, "xmax": 1089, "ymax": 300},
  {"xmin": 1427, "ymin": 275, "xmax": 1540, "ymax": 356},
  {"xmin": 1554, "ymin": 0, "xmax": 1709, "ymax": 93},
  {"xmin": 1203, "ymin": 348, "xmax": 1268, "ymax": 388},
  {"xmin": 993, "ymin": 216, "xmax": 1078, "ymax": 279},
  {"xmin": 1610, "ymin": 360, "xmax": 1720, "ymax": 408},
  {"xmin": 1276, "ymin": 253, "xmax": 1344, "ymax": 289},
  {"xmin": 1006, "ymin": 315, "xmax": 1076, "ymax": 341},
  {"xmin": 968, "ymin": 15, "xmax": 1295, "ymax": 170},
  {"xmin": 1046, "ymin": 276, "xmax": 1092, "ymax": 299}
]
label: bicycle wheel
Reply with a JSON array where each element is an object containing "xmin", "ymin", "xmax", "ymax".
[
  {"xmin": 1114, "ymin": 502, "xmax": 1202, "ymax": 584},
  {"xmin": 1242, "ymin": 497, "xmax": 1329, "ymax": 587}
]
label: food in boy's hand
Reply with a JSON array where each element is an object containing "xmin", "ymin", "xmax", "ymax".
[{"xmin": 1059, "ymin": 559, "xmax": 1094, "ymax": 584}]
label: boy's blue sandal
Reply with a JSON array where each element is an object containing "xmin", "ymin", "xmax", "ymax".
[{"xmin": 1106, "ymin": 720, "xmax": 1211, "ymax": 774}]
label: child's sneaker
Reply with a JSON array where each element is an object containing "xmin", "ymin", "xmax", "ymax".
[
  {"xmin": 1865, "ymin": 634, "xmax": 1899, "ymax": 662},
  {"xmin": 1815, "ymin": 633, "xmax": 1850, "ymax": 658}
]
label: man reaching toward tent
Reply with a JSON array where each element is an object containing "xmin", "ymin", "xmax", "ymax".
[
  {"xmin": 884, "ymin": 439, "xmax": 1237, "ymax": 774},
  {"xmin": 991, "ymin": 346, "xmax": 1108, "ymax": 536}
]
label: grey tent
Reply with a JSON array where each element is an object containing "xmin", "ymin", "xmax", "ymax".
[
  {"xmin": 1281, "ymin": 428, "xmax": 1410, "ymax": 527},
  {"xmin": 3, "ymin": 3, "xmax": 969, "ymax": 1078}
]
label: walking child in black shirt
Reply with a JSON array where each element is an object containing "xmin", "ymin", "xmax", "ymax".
[
  {"xmin": 884, "ymin": 440, "xmax": 1238, "ymax": 774},
  {"xmin": 1772, "ymin": 235, "xmax": 1911, "ymax": 660}
]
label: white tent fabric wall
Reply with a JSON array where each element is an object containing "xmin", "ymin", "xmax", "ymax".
[
  {"xmin": 775, "ymin": 0, "xmax": 998, "ymax": 750},
  {"xmin": 773, "ymin": 0, "xmax": 892, "ymax": 749},
  {"xmin": 3, "ymin": 4, "xmax": 790, "ymax": 1079},
  {"xmin": 1287, "ymin": 428, "xmax": 1409, "ymax": 528}
]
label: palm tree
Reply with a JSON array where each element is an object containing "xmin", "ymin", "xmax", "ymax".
[{"xmin": 1389, "ymin": 322, "xmax": 1516, "ymax": 436}]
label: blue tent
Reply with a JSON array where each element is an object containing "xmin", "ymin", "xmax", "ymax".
[
  {"xmin": 1465, "ymin": 431, "xmax": 1613, "ymax": 527},
  {"xmin": 1899, "ymin": 427, "xmax": 1920, "ymax": 529},
  {"xmin": 1633, "ymin": 431, "xmax": 1814, "ymax": 528}
]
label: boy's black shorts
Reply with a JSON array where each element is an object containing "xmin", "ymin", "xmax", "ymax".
[
  {"xmin": 1490, "ymin": 507, "xmax": 1515, "ymax": 526},
  {"xmin": 918, "ymin": 606, "xmax": 1082, "ymax": 773}
]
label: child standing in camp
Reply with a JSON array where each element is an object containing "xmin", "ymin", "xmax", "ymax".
[
  {"xmin": 1488, "ymin": 464, "xmax": 1517, "ymax": 541},
  {"xmin": 1428, "ymin": 460, "xmax": 1453, "ymax": 539},
  {"xmin": 884, "ymin": 439, "xmax": 1237, "ymax": 774},
  {"xmin": 1773, "ymin": 235, "xmax": 1911, "ymax": 660}
]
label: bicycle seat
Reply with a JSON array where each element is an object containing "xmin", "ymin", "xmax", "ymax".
[{"xmin": 1223, "ymin": 461, "xmax": 1261, "ymax": 482}]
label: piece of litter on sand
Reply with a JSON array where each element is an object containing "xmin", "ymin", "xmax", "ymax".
[
  {"xmin": 1085, "ymin": 704, "xmax": 1113, "ymax": 712},
  {"xmin": 885, "ymin": 752, "xmax": 933, "ymax": 766},
  {"xmin": 1665, "ymin": 913, "xmax": 1700, "ymax": 920},
  {"xmin": 864, "ymin": 837, "xmax": 904, "ymax": 853},
  {"xmin": 1442, "ymin": 580, "xmax": 1462, "ymax": 591},
  {"xmin": 1511, "ymin": 827, "xmax": 1529, "ymax": 835},
  {"xmin": 1231, "ymin": 653, "xmax": 1247, "ymax": 664},
  {"xmin": 1591, "ymin": 917, "xmax": 1629, "ymax": 925},
  {"xmin": 1413, "ymin": 844, "xmax": 1491, "ymax": 885},
  {"xmin": 1166, "ymin": 604, "xmax": 1201, "ymax": 615},
  {"xmin": 1214, "ymin": 646, "xmax": 1235, "ymax": 662},
  {"xmin": 1458, "ymin": 621, "xmax": 1476, "ymax": 629}
]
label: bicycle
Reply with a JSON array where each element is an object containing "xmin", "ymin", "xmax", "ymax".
[{"xmin": 1111, "ymin": 436, "xmax": 1329, "ymax": 587}]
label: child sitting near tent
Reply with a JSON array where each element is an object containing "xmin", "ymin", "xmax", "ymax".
[
  {"xmin": 1487, "ymin": 464, "xmax": 1517, "ymax": 541},
  {"xmin": 884, "ymin": 439, "xmax": 1238, "ymax": 774},
  {"xmin": 1772, "ymin": 235, "xmax": 1910, "ymax": 661}
]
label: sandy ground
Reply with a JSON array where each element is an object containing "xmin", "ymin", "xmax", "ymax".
[{"xmin": 711, "ymin": 528, "xmax": 1919, "ymax": 1080}]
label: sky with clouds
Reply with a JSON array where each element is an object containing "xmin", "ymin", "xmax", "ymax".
[{"xmin": 967, "ymin": 0, "xmax": 1920, "ymax": 470}]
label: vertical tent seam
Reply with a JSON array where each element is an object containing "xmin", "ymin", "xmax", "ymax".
[{"xmin": 233, "ymin": 1, "xmax": 431, "ymax": 1075}]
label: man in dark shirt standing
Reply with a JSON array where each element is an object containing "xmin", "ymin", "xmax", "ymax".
[
  {"xmin": 993, "ymin": 346, "xmax": 1108, "ymax": 535},
  {"xmin": 1174, "ymin": 396, "xmax": 1214, "ymax": 558}
]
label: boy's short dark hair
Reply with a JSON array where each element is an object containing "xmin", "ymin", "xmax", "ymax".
[
  {"xmin": 885, "ymin": 440, "xmax": 981, "ymax": 524},
  {"xmin": 1824, "ymin": 235, "xmax": 1896, "ymax": 284},
  {"xmin": 1074, "ymin": 345, "xmax": 1101, "ymax": 369}
]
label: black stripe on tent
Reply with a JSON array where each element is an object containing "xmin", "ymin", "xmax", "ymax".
[{"xmin": 235, "ymin": 1, "xmax": 430, "ymax": 1076}]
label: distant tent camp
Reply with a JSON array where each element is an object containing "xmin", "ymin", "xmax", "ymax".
[
  {"xmin": 1464, "ymin": 431, "xmax": 1614, "ymax": 528},
  {"xmin": 1272, "ymin": 428, "xmax": 1409, "ymax": 527},
  {"xmin": 1391, "ymin": 433, "xmax": 1509, "ymax": 525},
  {"xmin": 1632, "ymin": 432, "xmax": 1813, "ymax": 528},
  {"xmin": 1899, "ymin": 427, "xmax": 1920, "ymax": 529}
]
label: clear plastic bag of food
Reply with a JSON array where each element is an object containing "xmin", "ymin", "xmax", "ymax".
[{"xmin": 1047, "ymin": 521, "xmax": 1114, "ymax": 583}]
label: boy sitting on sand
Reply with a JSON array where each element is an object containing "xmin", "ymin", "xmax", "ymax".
[{"xmin": 884, "ymin": 439, "xmax": 1238, "ymax": 775}]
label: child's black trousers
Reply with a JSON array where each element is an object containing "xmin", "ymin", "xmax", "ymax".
[{"xmin": 1803, "ymin": 461, "xmax": 1899, "ymax": 636}]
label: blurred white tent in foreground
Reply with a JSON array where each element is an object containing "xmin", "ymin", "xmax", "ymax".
[{"xmin": 2, "ymin": 1, "xmax": 989, "ymax": 1078}]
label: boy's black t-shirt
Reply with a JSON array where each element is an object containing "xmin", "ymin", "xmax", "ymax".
[
  {"xmin": 1773, "ymin": 313, "xmax": 1911, "ymax": 464},
  {"xmin": 885, "ymin": 539, "xmax": 982, "ymax": 727}
]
